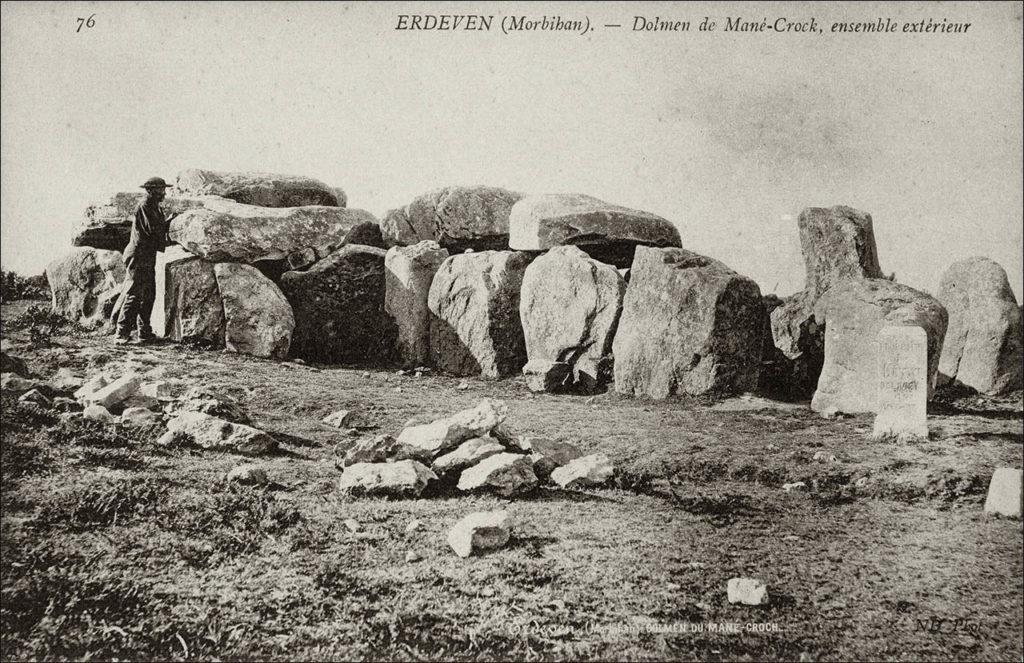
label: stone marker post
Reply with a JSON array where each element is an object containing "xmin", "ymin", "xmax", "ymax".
[
  {"xmin": 984, "ymin": 467, "xmax": 1023, "ymax": 518},
  {"xmin": 872, "ymin": 326, "xmax": 928, "ymax": 441}
]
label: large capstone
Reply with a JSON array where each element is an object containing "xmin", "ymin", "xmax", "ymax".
[
  {"xmin": 937, "ymin": 257, "xmax": 1023, "ymax": 395},
  {"xmin": 280, "ymin": 245, "xmax": 396, "ymax": 364},
  {"xmin": 428, "ymin": 251, "xmax": 534, "ymax": 378},
  {"xmin": 213, "ymin": 263, "xmax": 294, "ymax": 359},
  {"xmin": 613, "ymin": 247, "xmax": 764, "ymax": 398},
  {"xmin": 169, "ymin": 198, "xmax": 378, "ymax": 263},
  {"xmin": 45, "ymin": 247, "xmax": 125, "ymax": 328},
  {"xmin": 162, "ymin": 255, "xmax": 225, "ymax": 344},
  {"xmin": 381, "ymin": 186, "xmax": 523, "ymax": 251},
  {"xmin": 385, "ymin": 241, "xmax": 450, "ymax": 366},
  {"xmin": 174, "ymin": 169, "xmax": 342, "ymax": 207},
  {"xmin": 811, "ymin": 278, "xmax": 948, "ymax": 414},
  {"xmin": 73, "ymin": 193, "xmax": 207, "ymax": 252},
  {"xmin": 520, "ymin": 245, "xmax": 626, "ymax": 391},
  {"xmin": 508, "ymin": 193, "xmax": 682, "ymax": 268}
]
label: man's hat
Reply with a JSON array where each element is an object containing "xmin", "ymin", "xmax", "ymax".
[{"xmin": 141, "ymin": 176, "xmax": 172, "ymax": 189}]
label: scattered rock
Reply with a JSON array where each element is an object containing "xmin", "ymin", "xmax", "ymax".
[
  {"xmin": 323, "ymin": 410, "xmax": 359, "ymax": 429},
  {"xmin": 141, "ymin": 380, "xmax": 185, "ymax": 401},
  {"xmin": 340, "ymin": 435, "xmax": 400, "ymax": 467},
  {"xmin": 83, "ymin": 373, "xmax": 141, "ymax": 409},
  {"xmin": 48, "ymin": 368, "xmax": 84, "ymax": 393},
  {"xmin": 404, "ymin": 550, "xmax": 422, "ymax": 563},
  {"xmin": 73, "ymin": 374, "xmax": 109, "ymax": 401},
  {"xmin": 83, "ymin": 404, "xmax": 116, "ymax": 423},
  {"xmin": 344, "ymin": 518, "xmax": 362, "ymax": 533},
  {"xmin": 549, "ymin": 453, "xmax": 614, "ymax": 488},
  {"xmin": 983, "ymin": 467, "xmax": 1022, "ymax": 518},
  {"xmin": 428, "ymin": 251, "xmax": 534, "ymax": 378},
  {"xmin": 0, "ymin": 352, "xmax": 28, "ymax": 377},
  {"xmin": 519, "ymin": 245, "xmax": 626, "ymax": 390},
  {"xmin": 812, "ymin": 451, "xmax": 838, "ymax": 463},
  {"xmin": 431, "ymin": 436, "xmax": 506, "ymax": 476},
  {"xmin": 1, "ymin": 373, "xmax": 43, "ymax": 394},
  {"xmin": 214, "ymin": 262, "xmax": 294, "ymax": 360},
  {"xmin": 384, "ymin": 241, "xmax": 450, "ymax": 366},
  {"xmin": 727, "ymin": 577, "xmax": 769, "ymax": 605},
  {"xmin": 395, "ymin": 399, "xmax": 508, "ymax": 460},
  {"xmin": 280, "ymin": 244, "xmax": 396, "ymax": 364},
  {"xmin": 613, "ymin": 247, "xmax": 764, "ymax": 398},
  {"xmin": 169, "ymin": 197, "xmax": 376, "ymax": 263},
  {"xmin": 174, "ymin": 386, "xmax": 249, "ymax": 424},
  {"xmin": 457, "ymin": 453, "xmax": 538, "ymax": 496},
  {"xmin": 447, "ymin": 510, "xmax": 511, "ymax": 558},
  {"xmin": 226, "ymin": 464, "xmax": 269, "ymax": 485},
  {"xmin": 121, "ymin": 393, "xmax": 161, "ymax": 412},
  {"xmin": 783, "ymin": 482, "xmax": 807, "ymax": 493},
  {"xmin": 530, "ymin": 439, "xmax": 585, "ymax": 479},
  {"xmin": 337, "ymin": 460, "xmax": 437, "ymax": 497},
  {"xmin": 456, "ymin": 381, "xmax": 469, "ymax": 390},
  {"xmin": 508, "ymin": 193, "xmax": 682, "ymax": 268},
  {"xmin": 44, "ymin": 246, "xmax": 125, "ymax": 328},
  {"xmin": 120, "ymin": 407, "xmax": 162, "ymax": 426},
  {"xmin": 937, "ymin": 257, "xmax": 1023, "ymax": 394},
  {"xmin": 166, "ymin": 411, "xmax": 277, "ymax": 455},
  {"xmin": 381, "ymin": 186, "xmax": 523, "ymax": 251},
  {"xmin": 405, "ymin": 519, "xmax": 423, "ymax": 534},
  {"xmin": 18, "ymin": 389, "xmax": 52, "ymax": 408},
  {"xmin": 811, "ymin": 279, "xmax": 947, "ymax": 414},
  {"xmin": 156, "ymin": 430, "xmax": 190, "ymax": 447},
  {"xmin": 52, "ymin": 396, "xmax": 81, "ymax": 413}
]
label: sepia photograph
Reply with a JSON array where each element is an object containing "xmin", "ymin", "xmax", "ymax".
[{"xmin": 1, "ymin": 1, "xmax": 1021, "ymax": 660}]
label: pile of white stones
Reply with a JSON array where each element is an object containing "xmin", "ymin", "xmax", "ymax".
[{"xmin": 333, "ymin": 398, "xmax": 615, "ymax": 499}]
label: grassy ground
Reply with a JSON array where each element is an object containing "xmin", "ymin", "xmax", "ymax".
[{"xmin": 2, "ymin": 300, "xmax": 1022, "ymax": 661}]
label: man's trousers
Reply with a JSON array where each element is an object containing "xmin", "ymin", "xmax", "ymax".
[{"xmin": 115, "ymin": 254, "xmax": 156, "ymax": 338}]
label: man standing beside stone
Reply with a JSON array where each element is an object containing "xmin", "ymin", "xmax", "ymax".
[{"xmin": 114, "ymin": 177, "xmax": 178, "ymax": 344}]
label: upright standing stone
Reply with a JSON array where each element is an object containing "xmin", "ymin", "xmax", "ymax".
[
  {"xmin": 872, "ymin": 326, "xmax": 928, "ymax": 441},
  {"xmin": 766, "ymin": 205, "xmax": 885, "ymax": 397},
  {"xmin": 937, "ymin": 257, "xmax": 1023, "ymax": 395},
  {"xmin": 519, "ymin": 245, "xmax": 626, "ymax": 391},
  {"xmin": 983, "ymin": 468, "xmax": 1023, "ymax": 518},
  {"xmin": 162, "ymin": 255, "xmax": 225, "ymax": 343},
  {"xmin": 812, "ymin": 279, "xmax": 947, "ymax": 414},
  {"xmin": 428, "ymin": 251, "xmax": 534, "ymax": 378},
  {"xmin": 280, "ymin": 245, "xmax": 397, "ymax": 364},
  {"xmin": 45, "ymin": 247, "xmax": 125, "ymax": 328},
  {"xmin": 613, "ymin": 247, "xmax": 764, "ymax": 398},
  {"xmin": 385, "ymin": 241, "xmax": 449, "ymax": 366},
  {"xmin": 799, "ymin": 206, "xmax": 884, "ymax": 299},
  {"xmin": 213, "ymin": 263, "xmax": 294, "ymax": 359}
]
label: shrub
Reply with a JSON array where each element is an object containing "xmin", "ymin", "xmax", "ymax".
[
  {"xmin": 0, "ymin": 268, "xmax": 49, "ymax": 302},
  {"xmin": 32, "ymin": 476, "xmax": 169, "ymax": 529},
  {"xmin": 4, "ymin": 304, "xmax": 72, "ymax": 347}
]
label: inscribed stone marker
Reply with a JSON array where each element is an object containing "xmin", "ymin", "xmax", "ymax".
[{"xmin": 872, "ymin": 326, "xmax": 928, "ymax": 441}]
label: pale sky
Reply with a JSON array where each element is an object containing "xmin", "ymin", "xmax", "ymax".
[{"xmin": 2, "ymin": 1, "xmax": 1021, "ymax": 300}]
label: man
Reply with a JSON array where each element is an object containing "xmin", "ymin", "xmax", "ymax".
[{"xmin": 114, "ymin": 176, "xmax": 179, "ymax": 344}]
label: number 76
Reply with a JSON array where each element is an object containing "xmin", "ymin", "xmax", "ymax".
[{"xmin": 76, "ymin": 14, "xmax": 96, "ymax": 32}]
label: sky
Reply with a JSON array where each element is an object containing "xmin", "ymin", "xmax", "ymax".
[{"xmin": 2, "ymin": 1, "xmax": 1021, "ymax": 300}]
